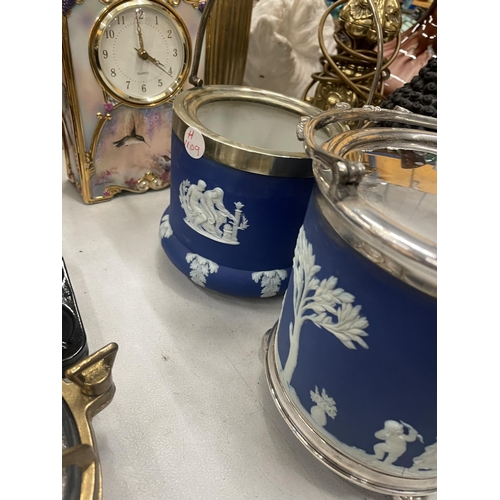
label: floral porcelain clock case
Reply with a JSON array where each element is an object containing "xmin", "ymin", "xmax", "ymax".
[{"xmin": 62, "ymin": 0, "xmax": 205, "ymax": 203}]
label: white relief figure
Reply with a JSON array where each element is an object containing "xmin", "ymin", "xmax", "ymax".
[
  {"xmin": 159, "ymin": 214, "xmax": 173, "ymax": 239},
  {"xmin": 179, "ymin": 179, "xmax": 249, "ymax": 245},
  {"xmin": 282, "ymin": 226, "xmax": 369, "ymax": 385},
  {"xmin": 252, "ymin": 270, "xmax": 288, "ymax": 297},
  {"xmin": 184, "ymin": 179, "xmax": 209, "ymax": 228},
  {"xmin": 309, "ymin": 386, "xmax": 337, "ymax": 427},
  {"xmin": 373, "ymin": 420, "xmax": 424, "ymax": 465},
  {"xmin": 200, "ymin": 187, "xmax": 236, "ymax": 238},
  {"xmin": 411, "ymin": 441, "xmax": 437, "ymax": 472},
  {"xmin": 185, "ymin": 253, "xmax": 219, "ymax": 287}
]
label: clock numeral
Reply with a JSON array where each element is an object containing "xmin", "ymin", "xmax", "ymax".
[
  {"xmin": 169, "ymin": 67, "xmax": 173, "ymax": 75},
  {"xmin": 126, "ymin": 81, "xmax": 130, "ymax": 89},
  {"xmin": 116, "ymin": 15, "xmax": 125, "ymax": 25},
  {"xmin": 173, "ymin": 49, "xmax": 177, "ymax": 57},
  {"xmin": 110, "ymin": 68, "xmax": 116, "ymax": 77},
  {"xmin": 103, "ymin": 50, "xmax": 108, "ymax": 59},
  {"xmin": 155, "ymin": 16, "xmax": 159, "ymax": 25},
  {"xmin": 105, "ymin": 29, "xmax": 115, "ymax": 39},
  {"xmin": 136, "ymin": 8, "xmax": 144, "ymax": 19},
  {"xmin": 167, "ymin": 30, "xmax": 172, "ymax": 38},
  {"xmin": 142, "ymin": 84, "xmax": 147, "ymax": 93},
  {"xmin": 158, "ymin": 79, "xmax": 163, "ymax": 87}
]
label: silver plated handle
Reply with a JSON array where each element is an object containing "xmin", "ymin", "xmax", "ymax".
[
  {"xmin": 297, "ymin": 103, "xmax": 437, "ymax": 188},
  {"xmin": 188, "ymin": 0, "xmax": 216, "ymax": 87}
]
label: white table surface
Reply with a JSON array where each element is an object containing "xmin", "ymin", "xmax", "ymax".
[{"xmin": 62, "ymin": 163, "xmax": 437, "ymax": 500}]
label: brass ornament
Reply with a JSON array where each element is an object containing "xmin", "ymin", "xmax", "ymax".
[
  {"xmin": 62, "ymin": 343, "xmax": 119, "ymax": 500},
  {"xmin": 303, "ymin": 0, "xmax": 402, "ymax": 111},
  {"xmin": 339, "ymin": 0, "xmax": 401, "ymax": 46}
]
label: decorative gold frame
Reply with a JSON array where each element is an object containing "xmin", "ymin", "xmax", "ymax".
[
  {"xmin": 62, "ymin": 343, "xmax": 119, "ymax": 500},
  {"xmin": 63, "ymin": 14, "xmax": 89, "ymax": 200},
  {"xmin": 88, "ymin": 0, "xmax": 192, "ymax": 107}
]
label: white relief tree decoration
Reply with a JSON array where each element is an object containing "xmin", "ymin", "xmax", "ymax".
[
  {"xmin": 282, "ymin": 226, "xmax": 369, "ymax": 385},
  {"xmin": 310, "ymin": 386, "xmax": 338, "ymax": 427},
  {"xmin": 252, "ymin": 270, "xmax": 288, "ymax": 297},
  {"xmin": 159, "ymin": 214, "xmax": 173, "ymax": 239},
  {"xmin": 185, "ymin": 253, "xmax": 219, "ymax": 287}
]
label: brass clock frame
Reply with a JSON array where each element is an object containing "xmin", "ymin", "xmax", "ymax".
[
  {"xmin": 62, "ymin": 343, "xmax": 119, "ymax": 500},
  {"xmin": 88, "ymin": 0, "xmax": 192, "ymax": 108}
]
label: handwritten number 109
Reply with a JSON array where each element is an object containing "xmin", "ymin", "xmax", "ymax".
[{"xmin": 185, "ymin": 139, "xmax": 201, "ymax": 157}]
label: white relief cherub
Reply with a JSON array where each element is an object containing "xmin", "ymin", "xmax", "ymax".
[{"xmin": 373, "ymin": 420, "xmax": 423, "ymax": 465}]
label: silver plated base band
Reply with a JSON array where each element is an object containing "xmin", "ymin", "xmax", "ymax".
[{"xmin": 263, "ymin": 323, "xmax": 436, "ymax": 499}]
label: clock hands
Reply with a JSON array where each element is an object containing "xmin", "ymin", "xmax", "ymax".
[
  {"xmin": 134, "ymin": 10, "xmax": 172, "ymax": 78},
  {"xmin": 135, "ymin": 11, "xmax": 145, "ymax": 51},
  {"xmin": 134, "ymin": 48, "xmax": 173, "ymax": 77},
  {"xmin": 146, "ymin": 53, "xmax": 173, "ymax": 77}
]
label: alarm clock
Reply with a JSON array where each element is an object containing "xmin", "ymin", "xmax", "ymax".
[{"xmin": 62, "ymin": 0, "xmax": 204, "ymax": 203}]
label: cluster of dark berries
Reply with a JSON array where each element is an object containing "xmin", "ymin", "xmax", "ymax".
[
  {"xmin": 63, "ymin": 0, "xmax": 77, "ymax": 16},
  {"xmin": 378, "ymin": 57, "xmax": 437, "ymax": 128}
]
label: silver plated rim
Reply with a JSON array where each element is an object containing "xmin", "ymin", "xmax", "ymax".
[
  {"xmin": 263, "ymin": 323, "xmax": 437, "ymax": 498},
  {"xmin": 172, "ymin": 85, "xmax": 341, "ymax": 177}
]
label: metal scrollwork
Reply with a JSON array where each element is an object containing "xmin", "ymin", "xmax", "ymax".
[
  {"xmin": 182, "ymin": 0, "xmax": 206, "ymax": 10},
  {"xmin": 304, "ymin": 0, "xmax": 402, "ymax": 110}
]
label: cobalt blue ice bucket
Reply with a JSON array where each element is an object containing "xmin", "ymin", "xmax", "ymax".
[
  {"xmin": 264, "ymin": 105, "xmax": 438, "ymax": 497},
  {"xmin": 159, "ymin": 86, "xmax": 340, "ymax": 297}
]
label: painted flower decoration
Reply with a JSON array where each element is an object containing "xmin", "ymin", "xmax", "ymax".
[{"xmin": 125, "ymin": 178, "xmax": 138, "ymax": 189}]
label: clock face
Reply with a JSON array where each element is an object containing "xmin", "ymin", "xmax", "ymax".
[{"xmin": 89, "ymin": 0, "xmax": 191, "ymax": 106}]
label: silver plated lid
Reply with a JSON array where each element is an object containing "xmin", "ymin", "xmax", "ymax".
[{"xmin": 298, "ymin": 104, "xmax": 437, "ymax": 296}]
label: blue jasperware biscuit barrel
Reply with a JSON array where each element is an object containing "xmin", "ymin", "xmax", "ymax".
[
  {"xmin": 264, "ymin": 105, "xmax": 438, "ymax": 497},
  {"xmin": 159, "ymin": 85, "xmax": 341, "ymax": 297}
]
